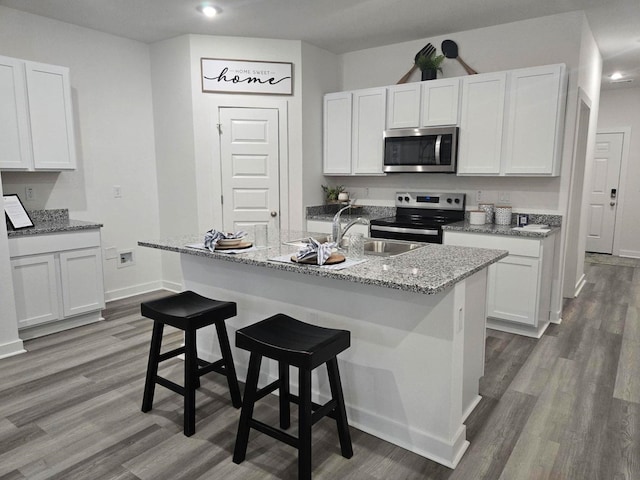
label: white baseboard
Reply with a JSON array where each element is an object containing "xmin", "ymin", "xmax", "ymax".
[
  {"xmin": 104, "ymin": 280, "xmax": 164, "ymax": 302},
  {"xmin": 162, "ymin": 280, "xmax": 183, "ymax": 293},
  {"xmin": 619, "ymin": 250, "xmax": 640, "ymax": 259},
  {"xmin": 0, "ymin": 339, "xmax": 26, "ymax": 359}
]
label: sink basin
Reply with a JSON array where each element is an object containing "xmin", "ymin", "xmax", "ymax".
[
  {"xmin": 362, "ymin": 239, "xmax": 424, "ymax": 256},
  {"xmin": 284, "ymin": 236, "xmax": 425, "ymax": 257}
]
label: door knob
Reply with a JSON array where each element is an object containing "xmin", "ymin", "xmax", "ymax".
[
  {"xmin": 270, "ymin": 211, "xmax": 278, "ymax": 217},
  {"xmin": 610, "ymin": 202, "xmax": 616, "ymax": 207}
]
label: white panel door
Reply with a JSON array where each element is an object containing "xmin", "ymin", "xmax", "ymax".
[
  {"xmin": 59, "ymin": 248, "xmax": 105, "ymax": 317},
  {"xmin": 0, "ymin": 56, "xmax": 32, "ymax": 170},
  {"xmin": 219, "ymin": 107, "xmax": 280, "ymax": 233},
  {"xmin": 11, "ymin": 254, "xmax": 60, "ymax": 328},
  {"xmin": 25, "ymin": 61, "xmax": 77, "ymax": 170},
  {"xmin": 586, "ymin": 133, "xmax": 624, "ymax": 253}
]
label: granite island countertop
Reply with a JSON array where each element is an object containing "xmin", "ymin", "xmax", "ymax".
[
  {"xmin": 6, "ymin": 209, "xmax": 103, "ymax": 237},
  {"xmin": 139, "ymin": 230, "xmax": 507, "ymax": 295}
]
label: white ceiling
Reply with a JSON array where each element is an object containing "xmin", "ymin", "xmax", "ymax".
[{"xmin": 1, "ymin": 0, "xmax": 638, "ymax": 89}]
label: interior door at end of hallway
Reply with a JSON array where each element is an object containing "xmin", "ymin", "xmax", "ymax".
[
  {"xmin": 585, "ymin": 132, "xmax": 623, "ymax": 254},
  {"xmin": 218, "ymin": 107, "xmax": 280, "ymax": 236}
]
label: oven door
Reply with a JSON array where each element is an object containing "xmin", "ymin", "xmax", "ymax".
[{"xmin": 369, "ymin": 224, "xmax": 443, "ymax": 244}]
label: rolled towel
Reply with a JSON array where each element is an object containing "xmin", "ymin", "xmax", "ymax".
[
  {"xmin": 204, "ymin": 229, "xmax": 247, "ymax": 252},
  {"xmin": 296, "ymin": 237, "xmax": 337, "ymax": 265}
]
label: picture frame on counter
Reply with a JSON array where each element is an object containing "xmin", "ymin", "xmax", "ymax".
[
  {"xmin": 201, "ymin": 58, "xmax": 293, "ymax": 95},
  {"xmin": 3, "ymin": 194, "xmax": 34, "ymax": 230}
]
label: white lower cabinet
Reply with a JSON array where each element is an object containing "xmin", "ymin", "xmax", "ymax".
[
  {"xmin": 444, "ymin": 230, "xmax": 556, "ymax": 337},
  {"xmin": 9, "ymin": 230, "xmax": 105, "ymax": 338}
]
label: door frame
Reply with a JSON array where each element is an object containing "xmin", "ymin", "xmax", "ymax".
[
  {"xmin": 210, "ymin": 99, "xmax": 290, "ymax": 233},
  {"xmin": 597, "ymin": 127, "xmax": 631, "ymax": 257}
]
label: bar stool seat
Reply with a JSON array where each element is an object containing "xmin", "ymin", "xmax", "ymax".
[
  {"xmin": 233, "ymin": 313, "xmax": 353, "ymax": 480},
  {"xmin": 141, "ymin": 291, "xmax": 242, "ymax": 436}
]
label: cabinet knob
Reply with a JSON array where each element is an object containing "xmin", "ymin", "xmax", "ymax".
[
  {"xmin": 270, "ymin": 211, "xmax": 278, "ymax": 217},
  {"xmin": 610, "ymin": 202, "xmax": 616, "ymax": 207}
]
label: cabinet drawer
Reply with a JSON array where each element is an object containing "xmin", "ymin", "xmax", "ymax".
[
  {"xmin": 9, "ymin": 229, "xmax": 101, "ymax": 257},
  {"xmin": 444, "ymin": 231, "xmax": 541, "ymax": 257}
]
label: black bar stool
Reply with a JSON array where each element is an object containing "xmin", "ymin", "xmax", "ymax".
[
  {"xmin": 233, "ymin": 313, "xmax": 353, "ymax": 480},
  {"xmin": 141, "ymin": 291, "xmax": 242, "ymax": 436}
]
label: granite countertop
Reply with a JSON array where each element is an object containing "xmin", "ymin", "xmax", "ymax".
[
  {"xmin": 306, "ymin": 204, "xmax": 394, "ymax": 223},
  {"xmin": 6, "ymin": 209, "xmax": 102, "ymax": 237},
  {"xmin": 139, "ymin": 230, "xmax": 507, "ymax": 295},
  {"xmin": 442, "ymin": 221, "xmax": 560, "ymax": 238}
]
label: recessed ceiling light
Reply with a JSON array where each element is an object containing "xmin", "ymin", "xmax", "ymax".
[
  {"xmin": 197, "ymin": 4, "xmax": 220, "ymax": 18},
  {"xmin": 610, "ymin": 72, "xmax": 623, "ymax": 80}
]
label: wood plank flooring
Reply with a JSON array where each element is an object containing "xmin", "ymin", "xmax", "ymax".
[{"xmin": 1, "ymin": 263, "xmax": 638, "ymax": 479}]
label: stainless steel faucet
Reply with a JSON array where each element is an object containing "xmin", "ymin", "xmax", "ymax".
[{"xmin": 332, "ymin": 204, "xmax": 369, "ymax": 246}]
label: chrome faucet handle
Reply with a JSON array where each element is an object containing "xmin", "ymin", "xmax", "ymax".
[{"xmin": 332, "ymin": 204, "xmax": 353, "ymax": 242}]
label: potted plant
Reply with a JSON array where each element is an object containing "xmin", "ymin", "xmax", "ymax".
[
  {"xmin": 322, "ymin": 184, "xmax": 345, "ymax": 204},
  {"xmin": 415, "ymin": 52, "xmax": 445, "ymax": 81}
]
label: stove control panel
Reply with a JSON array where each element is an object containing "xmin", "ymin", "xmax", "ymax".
[{"xmin": 394, "ymin": 192, "xmax": 466, "ymax": 211}]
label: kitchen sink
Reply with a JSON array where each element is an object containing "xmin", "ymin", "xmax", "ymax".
[
  {"xmin": 362, "ymin": 239, "xmax": 424, "ymax": 256},
  {"xmin": 284, "ymin": 236, "xmax": 425, "ymax": 257}
]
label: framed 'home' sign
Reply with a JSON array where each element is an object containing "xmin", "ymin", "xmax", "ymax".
[{"xmin": 201, "ymin": 58, "xmax": 293, "ymax": 95}]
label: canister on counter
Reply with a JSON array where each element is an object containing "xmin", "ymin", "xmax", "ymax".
[
  {"xmin": 494, "ymin": 205, "xmax": 512, "ymax": 225},
  {"xmin": 469, "ymin": 210, "xmax": 486, "ymax": 225},
  {"xmin": 477, "ymin": 203, "xmax": 494, "ymax": 223}
]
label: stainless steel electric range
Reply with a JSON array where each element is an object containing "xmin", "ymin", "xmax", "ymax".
[{"xmin": 369, "ymin": 192, "xmax": 466, "ymax": 244}]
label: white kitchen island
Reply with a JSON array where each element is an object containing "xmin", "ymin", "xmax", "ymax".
[{"xmin": 139, "ymin": 231, "xmax": 506, "ymax": 468}]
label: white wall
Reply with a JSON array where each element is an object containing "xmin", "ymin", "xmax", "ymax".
[
  {"xmin": 301, "ymin": 43, "xmax": 342, "ymax": 208},
  {"xmin": 149, "ymin": 35, "xmax": 196, "ymax": 291},
  {"xmin": 0, "ymin": 6, "xmax": 162, "ymax": 301},
  {"xmin": 561, "ymin": 20, "xmax": 602, "ymax": 297},
  {"xmin": 0, "ymin": 173, "xmax": 25, "ymax": 358},
  {"xmin": 597, "ymin": 87, "xmax": 640, "ymax": 258}
]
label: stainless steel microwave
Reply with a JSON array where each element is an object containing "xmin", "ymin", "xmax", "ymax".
[{"xmin": 383, "ymin": 126, "xmax": 458, "ymax": 173}]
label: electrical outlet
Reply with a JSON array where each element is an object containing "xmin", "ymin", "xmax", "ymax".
[
  {"xmin": 113, "ymin": 185, "xmax": 122, "ymax": 198},
  {"xmin": 499, "ymin": 192, "xmax": 511, "ymax": 203},
  {"xmin": 476, "ymin": 190, "xmax": 482, "ymax": 202},
  {"xmin": 25, "ymin": 186, "xmax": 34, "ymax": 201}
]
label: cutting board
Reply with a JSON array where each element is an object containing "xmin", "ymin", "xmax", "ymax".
[{"xmin": 291, "ymin": 253, "xmax": 346, "ymax": 265}]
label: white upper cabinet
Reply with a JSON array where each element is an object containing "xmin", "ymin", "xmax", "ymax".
[
  {"xmin": 352, "ymin": 87, "xmax": 386, "ymax": 175},
  {"xmin": 386, "ymin": 78, "xmax": 460, "ymax": 129},
  {"xmin": 386, "ymin": 83, "xmax": 420, "ymax": 129},
  {"xmin": 0, "ymin": 55, "xmax": 77, "ymax": 171},
  {"xmin": 323, "ymin": 87, "xmax": 386, "ymax": 176},
  {"xmin": 457, "ymin": 64, "xmax": 567, "ymax": 177},
  {"xmin": 503, "ymin": 64, "xmax": 567, "ymax": 176},
  {"xmin": 323, "ymin": 91, "xmax": 352, "ymax": 175},
  {"xmin": 420, "ymin": 78, "xmax": 460, "ymax": 126},
  {"xmin": 0, "ymin": 56, "xmax": 32, "ymax": 169},
  {"xmin": 458, "ymin": 72, "xmax": 507, "ymax": 175}
]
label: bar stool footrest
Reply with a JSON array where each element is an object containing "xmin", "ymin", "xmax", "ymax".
[
  {"xmin": 158, "ymin": 346, "xmax": 185, "ymax": 362},
  {"xmin": 249, "ymin": 419, "xmax": 299, "ymax": 449},
  {"xmin": 197, "ymin": 358, "xmax": 227, "ymax": 377},
  {"xmin": 287, "ymin": 393, "xmax": 338, "ymax": 422},
  {"xmin": 156, "ymin": 376, "xmax": 185, "ymax": 396},
  {"xmin": 255, "ymin": 380, "xmax": 280, "ymax": 401}
]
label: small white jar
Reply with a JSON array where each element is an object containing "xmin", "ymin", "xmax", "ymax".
[
  {"xmin": 338, "ymin": 192, "xmax": 349, "ymax": 202},
  {"xmin": 469, "ymin": 210, "xmax": 486, "ymax": 225}
]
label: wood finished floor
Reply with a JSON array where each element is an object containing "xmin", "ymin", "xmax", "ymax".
[{"xmin": 0, "ymin": 263, "xmax": 638, "ymax": 479}]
